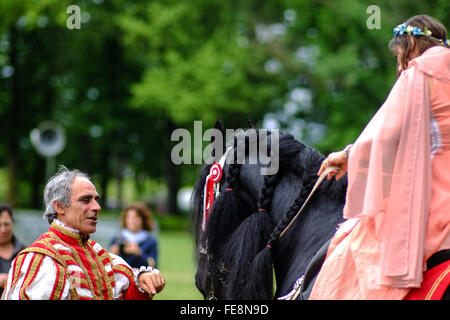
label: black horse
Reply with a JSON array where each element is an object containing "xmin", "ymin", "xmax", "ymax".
[{"xmin": 191, "ymin": 121, "xmax": 347, "ymax": 299}]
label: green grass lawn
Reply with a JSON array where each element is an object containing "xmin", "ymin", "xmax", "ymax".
[{"xmin": 154, "ymin": 230, "xmax": 203, "ymax": 300}]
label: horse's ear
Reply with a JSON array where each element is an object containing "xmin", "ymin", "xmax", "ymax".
[
  {"xmin": 212, "ymin": 119, "xmax": 226, "ymax": 160},
  {"xmin": 214, "ymin": 119, "xmax": 225, "ymax": 137}
]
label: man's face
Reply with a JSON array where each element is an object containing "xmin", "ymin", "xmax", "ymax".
[{"xmin": 57, "ymin": 176, "xmax": 101, "ymax": 235}]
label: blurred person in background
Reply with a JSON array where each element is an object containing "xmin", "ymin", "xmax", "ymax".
[
  {"xmin": 110, "ymin": 203, "xmax": 158, "ymax": 268},
  {"xmin": 0, "ymin": 204, "xmax": 26, "ymax": 296}
]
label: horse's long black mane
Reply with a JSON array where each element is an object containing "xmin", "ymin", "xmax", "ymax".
[{"xmin": 191, "ymin": 124, "xmax": 346, "ymax": 299}]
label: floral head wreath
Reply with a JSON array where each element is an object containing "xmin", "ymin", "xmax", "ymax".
[{"xmin": 393, "ymin": 23, "xmax": 449, "ymax": 47}]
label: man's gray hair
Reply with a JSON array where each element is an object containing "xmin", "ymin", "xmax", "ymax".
[{"xmin": 43, "ymin": 165, "xmax": 91, "ymax": 224}]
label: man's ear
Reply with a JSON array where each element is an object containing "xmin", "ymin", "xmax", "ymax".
[{"xmin": 53, "ymin": 200, "xmax": 66, "ymax": 215}]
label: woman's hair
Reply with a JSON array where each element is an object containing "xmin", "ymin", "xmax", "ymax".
[
  {"xmin": 0, "ymin": 203, "xmax": 13, "ymax": 221},
  {"xmin": 43, "ymin": 165, "xmax": 91, "ymax": 224},
  {"xmin": 120, "ymin": 203, "xmax": 154, "ymax": 231},
  {"xmin": 389, "ymin": 14, "xmax": 448, "ymax": 71}
]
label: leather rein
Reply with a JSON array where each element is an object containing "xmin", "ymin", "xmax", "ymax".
[{"xmin": 277, "ymin": 165, "xmax": 340, "ymax": 240}]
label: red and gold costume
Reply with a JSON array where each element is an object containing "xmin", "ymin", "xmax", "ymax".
[
  {"xmin": 2, "ymin": 221, "xmax": 149, "ymax": 300},
  {"xmin": 405, "ymin": 259, "xmax": 450, "ymax": 300}
]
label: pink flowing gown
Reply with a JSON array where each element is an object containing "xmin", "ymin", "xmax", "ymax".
[{"xmin": 310, "ymin": 46, "xmax": 450, "ymax": 300}]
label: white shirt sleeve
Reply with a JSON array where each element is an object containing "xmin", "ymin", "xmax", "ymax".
[
  {"xmin": 108, "ymin": 252, "xmax": 135, "ymax": 299},
  {"xmin": 2, "ymin": 252, "xmax": 71, "ymax": 300}
]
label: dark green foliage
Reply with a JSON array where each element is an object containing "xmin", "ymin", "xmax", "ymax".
[{"xmin": 0, "ymin": 0, "xmax": 447, "ymax": 211}]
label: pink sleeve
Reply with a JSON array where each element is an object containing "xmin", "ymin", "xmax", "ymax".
[{"xmin": 344, "ymin": 65, "xmax": 431, "ymax": 287}]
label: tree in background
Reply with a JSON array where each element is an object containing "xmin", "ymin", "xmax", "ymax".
[{"xmin": 0, "ymin": 0, "xmax": 448, "ymax": 213}]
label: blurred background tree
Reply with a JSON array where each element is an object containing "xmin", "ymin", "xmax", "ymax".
[{"xmin": 0, "ymin": 0, "xmax": 448, "ymax": 214}]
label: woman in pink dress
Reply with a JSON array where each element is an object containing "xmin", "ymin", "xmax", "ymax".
[{"xmin": 311, "ymin": 14, "xmax": 450, "ymax": 300}]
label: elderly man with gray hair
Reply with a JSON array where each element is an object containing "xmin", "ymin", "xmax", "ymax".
[{"xmin": 2, "ymin": 166, "xmax": 165, "ymax": 300}]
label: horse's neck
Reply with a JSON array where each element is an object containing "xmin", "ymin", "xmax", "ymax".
[{"xmin": 270, "ymin": 184, "xmax": 346, "ymax": 298}]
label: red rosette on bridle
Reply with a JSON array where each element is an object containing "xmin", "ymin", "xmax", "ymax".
[{"xmin": 202, "ymin": 163, "xmax": 223, "ymax": 232}]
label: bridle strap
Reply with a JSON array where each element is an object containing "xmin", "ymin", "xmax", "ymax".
[
  {"xmin": 278, "ymin": 165, "xmax": 340, "ymax": 240},
  {"xmin": 215, "ymin": 146, "xmax": 233, "ymax": 197}
]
